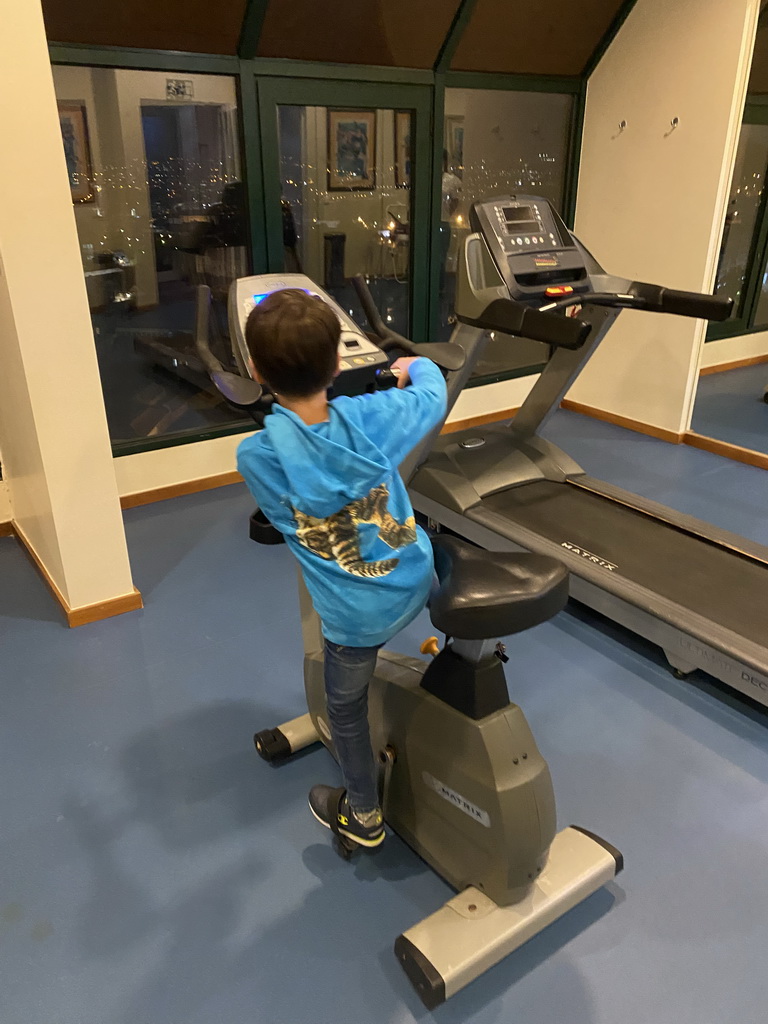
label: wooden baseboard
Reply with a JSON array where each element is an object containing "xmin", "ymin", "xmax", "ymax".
[
  {"xmin": 13, "ymin": 521, "xmax": 143, "ymax": 627},
  {"xmin": 684, "ymin": 431, "xmax": 768, "ymax": 470},
  {"xmin": 0, "ymin": 520, "xmax": 14, "ymax": 537},
  {"xmin": 120, "ymin": 470, "xmax": 243, "ymax": 510},
  {"xmin": 67, "ymin": 588, "xmax": 144, "ymax": 628},
  {"xmin": 560, "ymin": 400, "xmax": 684, "ymax": 444},
  {"xmin": 441, "ymin": 407, "xmax": 520, "ymax": 434},
  {"xmin": 699, "ymin": 353, "xmax": 768, "ymax": 376}
]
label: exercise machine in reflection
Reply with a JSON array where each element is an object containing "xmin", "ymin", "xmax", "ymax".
[
  {"xmin": 397, "ymin": 195, "xmax": 768, "ymax": 709},
  {"xmin": 195, "ymin": 277, "xmax": 622, "ymax": 1008},
  {"xmin": 132, "ymin": 184, "xmax": 302, "ymax": 395}
]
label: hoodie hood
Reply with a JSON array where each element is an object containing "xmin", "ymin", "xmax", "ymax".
[{"xmin": 263, "ymin": 403, "xmax": 389, "ymax": 518}]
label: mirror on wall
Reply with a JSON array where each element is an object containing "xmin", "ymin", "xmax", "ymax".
[{"xmin": 690, "ymin": 8, "xmax": 768, "ymax": 462}]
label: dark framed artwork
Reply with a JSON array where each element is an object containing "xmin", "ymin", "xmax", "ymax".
[
  {"xmin": 394, "ymin": 111, "xmax": 411, "ymax": 189},
  {"xmin": 327, "ymin": 110, "xmax": 376, "ymax": 191},
  {"xmin": 58, "ymin": 102, "xmax": 94, "ymax": 203}
]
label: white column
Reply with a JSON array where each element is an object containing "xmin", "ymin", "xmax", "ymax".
[
  {"xmin": 0, "ymin": 0, "xmax": 138, "ymax": 617},
  {"xmin": 571, "ymin": 0, "xmax": 760, "ymax": 435}
]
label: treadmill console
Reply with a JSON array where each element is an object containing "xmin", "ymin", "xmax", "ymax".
[
  {"xmin": 469, "ymin": 195, "xmax": 590, "ymax": 304},
  {"xmin": 229, "ymin": 273, "xmax": 389, "ymax": 396}
]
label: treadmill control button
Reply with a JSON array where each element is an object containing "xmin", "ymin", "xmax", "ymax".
[{"xmin": 459, "ymin": 437, "xmax": 486, "ymax": 449}]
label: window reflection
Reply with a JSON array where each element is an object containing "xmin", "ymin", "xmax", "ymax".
[
  {"xmin": 52, "ymin": 66, "xmax": 250, "ymax": 450},
  {"xmin": 438, "ymin": 89, "xmax": 572, "ymax": 382},
  {"xmin": 714, "ymin": 121, "xmax": 768, "ymax": 321},
  {"xmin": 278, "ymin": 106, "xmax": 412, "ymax": 337}
]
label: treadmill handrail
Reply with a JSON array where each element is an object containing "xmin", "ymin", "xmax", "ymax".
[
  {"xmin": 350, "ymin": 274, "xmax": 466, "ymax": 372},
  {"xmin": 458, "ymin": 297, "xmax": 592, "ymax": 350},
  {"xmin": 194, "ymin": 285, "xmax": 267, "ymax": 413},
  {"xmin": 539, "ymin": 286, "xmax": 733, "ymax": 322}
]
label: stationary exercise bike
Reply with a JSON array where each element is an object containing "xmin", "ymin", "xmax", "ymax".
[{"xmin": 196, "ymin": 277, "xmax": 622, "ymax": 1008}]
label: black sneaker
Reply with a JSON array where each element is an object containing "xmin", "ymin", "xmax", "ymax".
[{"xmin": 308, "ymin": 785, "xmax": 385, "ymax": 848}]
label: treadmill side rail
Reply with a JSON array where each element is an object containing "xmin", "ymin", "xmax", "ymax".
[{"xmin": 395, "ymin": 826, "xmax": 620, "ymax": 1008}]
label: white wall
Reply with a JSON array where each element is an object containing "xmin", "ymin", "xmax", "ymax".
[
  {"xmin": 0, "ymin": 1, "xmax": 135, "ymax": 610},
  {"xmin": 0, "ymin": 480, "xmax": 11, "ymax": 523},
  {"xmin": 701, "ymin": 330, "xmax": 768, "ymax": 367},
  {"xmin": 115, "ymin": 433, "xmax": 244, "ymax": 497},
  {"xmin": 571, "ymin": 0, "xmax": 760, "ymax": 434}
]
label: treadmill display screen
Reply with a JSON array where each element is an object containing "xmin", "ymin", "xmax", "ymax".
[{"xmin": 502, "ymin": 206, "xmax": 540, "ymax": 235}]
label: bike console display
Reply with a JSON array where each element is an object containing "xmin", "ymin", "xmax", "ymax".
[{"xmin": 228, "ymin": 273, "xmax": 389, "ymax": 397}]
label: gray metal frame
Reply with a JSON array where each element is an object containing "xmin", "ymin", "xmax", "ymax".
[{"xmin": 263, "ymin": 573, "xmax": 619, "ymax": 1007}]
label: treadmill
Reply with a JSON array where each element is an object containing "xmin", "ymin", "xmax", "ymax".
[{"xmin": 405, "ymin": 195, "xmax": 768, "ymax": 707}]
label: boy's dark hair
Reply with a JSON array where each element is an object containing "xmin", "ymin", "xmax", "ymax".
[{"xmin": 244, "ymin": 288, "xmax": 340, "ymax": 398}]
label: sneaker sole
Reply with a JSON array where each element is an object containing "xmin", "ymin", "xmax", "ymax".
[{"xmin": 308, "ymin": 798, "xmax": 385, "ymax": 848}]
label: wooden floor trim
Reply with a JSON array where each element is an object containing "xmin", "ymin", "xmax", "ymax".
[
  {"xmin": 699, "ymin": 353, "xmax": 768, "ymax": 376},
  {"xmin": 120, "ymin": 470, "xmax": 243, "ymax": 510},
  {"xmin": 684, "ymin": 431, "xmax": 768, "ymax": 470},
  {"xmin": 13, "ymin": 521, "xmax": 143, "ymax": 627},
  {"xmin": 441, "ymin": 407, "xmax": 520, "ymax": 434},
  {"xmin": 561, "ymin": 400, "xmax": 684, "ymax": 444},
  {"xmin": 67, "ymin": 588, "xmax": 144, "ymax": 628}
]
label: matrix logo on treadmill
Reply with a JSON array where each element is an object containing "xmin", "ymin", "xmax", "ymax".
[
  {"xmin": 561, "ymin": 541, "xmax": 618, "ymax": 572},
  {"xmin": 534, "ymin": 255, "xmax": 559, "ymax": 268}
]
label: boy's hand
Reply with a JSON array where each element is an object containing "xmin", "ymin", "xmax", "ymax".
[{"xmin": 390, "ymin": 356, "xmax": 420, "ymax": 388}]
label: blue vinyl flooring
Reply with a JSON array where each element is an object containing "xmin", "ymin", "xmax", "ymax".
[
  {"xmin": 2, "ymin": 411, "xmax": 768, "ymax": 1024},
  {"xmin": 692, "ymin": 362, "xmax": 768, "ymax": 456}
]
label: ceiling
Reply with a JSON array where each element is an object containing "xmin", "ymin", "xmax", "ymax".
[{"xmin": 43, "ymin": 0, "xmax": 633, "ymax": 77}]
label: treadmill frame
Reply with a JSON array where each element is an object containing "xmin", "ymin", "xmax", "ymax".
[{"xmin": 408, "ymin": 232, "xmax": 768, "ymax": 708}]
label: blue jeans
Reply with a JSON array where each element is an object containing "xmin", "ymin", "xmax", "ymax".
[{"xmin": 323, "ymin": 639, "xmax": 381, "ymax": 814}]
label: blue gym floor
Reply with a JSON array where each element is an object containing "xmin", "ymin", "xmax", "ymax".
[
  {"xmin": 692, "ymin": 362, "xmax": 768, "ymax": 456},
  {"xmin": 2, "ymin": 410, "xmax": 768, "ymax": 1024}
]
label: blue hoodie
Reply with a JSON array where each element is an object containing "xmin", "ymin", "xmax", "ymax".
[{"xmin": 236, "ymin": 359, "xmax": 447, "ymax": 647}]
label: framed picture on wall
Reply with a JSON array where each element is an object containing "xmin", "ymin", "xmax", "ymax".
[
  {"xmin": 444, "ymin": 115, "xmax": 464, "ymax": 179},
  {"xmin": 394, "ymin": 111, "xmax": 411, "ymax": 189},
  {"xmin": 57, "ymin": 102, "xmax": 94, "ymax": 203},
  {"xmin": 327, "ymin": 110, "xmax": 376, "ymax": 191}
]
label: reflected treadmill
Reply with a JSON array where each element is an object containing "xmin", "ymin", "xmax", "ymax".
[{"xmin": 406, "ymin": 195, "xmax": 768, "ymax": 707}]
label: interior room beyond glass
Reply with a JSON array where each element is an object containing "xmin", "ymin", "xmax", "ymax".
[{"xmin": 53, "ymin": 65, "xmax": 251, "ymax": 451}]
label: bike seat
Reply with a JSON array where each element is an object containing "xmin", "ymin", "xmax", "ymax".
[{"xmin": 429, "ymin": 535, "xmax": 569, "ymax": 640}]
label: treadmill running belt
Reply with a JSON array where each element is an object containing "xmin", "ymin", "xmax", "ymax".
[{"xmin": 476, "ymin": 481, "xmax": 768, "ymax": 646}]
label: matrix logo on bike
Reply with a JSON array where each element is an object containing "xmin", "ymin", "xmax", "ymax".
[{"xmin": 561, "ymin": 541, "xmax": 618, "ymax": 572}]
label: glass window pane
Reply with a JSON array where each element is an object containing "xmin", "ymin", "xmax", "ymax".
[
  {"xmin": 713, "ymin": 122, "xmax": 768, "ymax": 320},
  {"xmin": 439, "ymin": 89, "xmax": 573, "ymax": 382},
  {"xmin": 748, "ymin": 15, "xmax": 768, "ymax": 95},
  {"xmin": 451, "ymin": 0, "xmax": 624, "ymax": 76},
  {"xmin": 278, "ymin": 106, "xmax": 411, "ymax": 337},
  {"xmin": 751, "ymin": 239, "xmax": 768, "ymax": 327},
  {"xmin": 259, "ymin": 0, "xmax": 459, "ymax": 68},
  {"xmin": 52, "ymin": 66, "xmax": 251, "ymax": 449}
]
